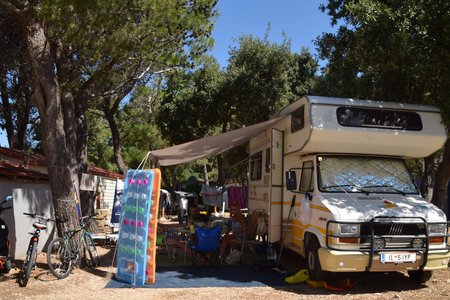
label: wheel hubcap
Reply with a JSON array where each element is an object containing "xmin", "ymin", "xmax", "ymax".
[{"xmin": 308, "ymin": 251, "xmax": 314, "ymax": 270}]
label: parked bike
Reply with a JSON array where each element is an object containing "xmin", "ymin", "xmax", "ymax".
[
  {"xmin": 0, "ymin": 196, "xmax": 13, "ymax": 274},
  {"xmin": 18, "ymin": 212, "xmax": 55, "ymax": 287},
  {"xmin": 47, "ymin": 215, "xmax": 99, "ymax": 279}
]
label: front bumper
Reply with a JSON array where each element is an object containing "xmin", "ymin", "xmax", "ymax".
[
  {"xmin": 319, "ymin": 248, "xmax": 450, "ymax": 272},
  {"xmin": 325, "ymin": 217, "xmax": 450, "ymax": 272}
]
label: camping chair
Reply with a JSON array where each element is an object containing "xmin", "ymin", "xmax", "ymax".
[
  {"xmin": 223, "ymin": 232, "xmax": 246, "ymax": 265},
  {"xmin": 189, "ymin": 225, "xmax": 221, "ymax": 267},
  {"xmin": 226, "ymin": 210, "xmax": 267, "ymax": 265}
]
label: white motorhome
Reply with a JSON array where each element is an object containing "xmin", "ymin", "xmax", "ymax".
[{"xmin": 248, "ymin": 95, "xmax": 449, "ymax": 282}]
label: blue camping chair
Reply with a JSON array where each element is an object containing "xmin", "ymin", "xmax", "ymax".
[{"xmin": 189, "ymin": 225, "xmax": 221, "ymax": 267}]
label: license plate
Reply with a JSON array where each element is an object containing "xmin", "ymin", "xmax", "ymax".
[{"xmin": 380, "ymin": 252, "xmax": 416, "ymax": 263}]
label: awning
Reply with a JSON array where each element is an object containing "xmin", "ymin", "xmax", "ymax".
[{"xmin": 149, "ymin": 116, "xmax": 285, "ymax": 166}]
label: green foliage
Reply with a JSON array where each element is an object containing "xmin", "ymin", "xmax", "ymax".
[
  {"xmin": 118, "ymin": 88, "xmax": 169, "ymax": 168},
  {"xmin": 41, "ymin": 0, "xmax": 218, "ymax": 79},
  {"xmin": 0, "ymin": 9, "xmax": 38, "ymax": 150},
  {"xmin": 156, "ymin": 34, "xmax": 318, "ymax": 183},
  {"xmin": 87, "ymin": 85, "xmax": 170, "ymax": 171},
  {"xmin": 1, "ymin": 0, "xmax": 218, "ymax": 170},
  {"xmin": 316, "ymin": 0, "xmax": 450, "ymax": 127},
  {"xmin": 86, "ymin": 111, "xmax": 116, "ymax": 170},
  {"xmin": 221, "ymin": 145, "xmax": 249, "ymax": 184},
  {"xmin": 157, "ymin": 57, "xmax": 224, "ymax": 144},
  {"xmin": 223, "ymin": 35, "xmax": 297, "ymax": 125}
]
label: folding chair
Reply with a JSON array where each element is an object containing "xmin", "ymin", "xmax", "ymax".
[{"xmin": 189, "ymin": 225, "xmax": 221, "ymax": 267}]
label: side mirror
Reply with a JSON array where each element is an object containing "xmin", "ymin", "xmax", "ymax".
[
  {"xmin": 285, "ymin": 171, "xmax": 297, "ymax": 191},
  {"xmin": 6, "ymin": 196, "xmax": 13, "ymax": 202}
]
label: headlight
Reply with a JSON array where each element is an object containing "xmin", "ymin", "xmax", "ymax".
[
  {"xmin": 428, "ymin": 224, "xmax": 446, "ymax": 235},
  {"xmin": 339, "ymin": 224, "xmax": 359, "ymax": 235}
]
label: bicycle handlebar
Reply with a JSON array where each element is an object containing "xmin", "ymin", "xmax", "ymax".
[
  {"xmin": 55, "ymin": 214, "xmax": 95, "ymax": 229},
  {"xmin": 79, "ymin": 214, "xmax": 96, "ymax": 226},
  {"xmin": 23, "ymin": 212, "xmax": 56, "ymax": 223},
  {"xmin": 80, "ymin": 214, "xmax": 96, "ymax": 221}
]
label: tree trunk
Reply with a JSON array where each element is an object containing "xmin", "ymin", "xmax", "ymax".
[
  {"xmin": 0, "ymin": 70, "xmax": 17, "ymax": 148},
  {"xmin": 15, "ymin": 68, "xmax": 32, "ymax": 150},
  {"xmin": 431, "ymin": 138, "xmax": 450, "ymax": 210},
  {"xmin": 161, "ymin": 167, "xmax": 173, "ymax": 192},
  {"xmin": 421, "ymin": 153, "xmax": 437, "ymax": 200},
  {"xmin": 24, "ymin": 18, "xmax": 79, "ymax": 233},
  {"xmin": 170, "ymin": 166, "xmax": 177, "ymax": 191},
  {"xmin": 203, "ymin": 163, "xmax": 209, "ymax": 185},
  {"xmin": 75, "ymin": 96, "xmax": 89, "ymax": 172},
  {"xmin": 216, "ymin": 121, "xmax": 229, "ymax": 185},
  {"xmin": 104, "ymin": 107, "xmax": 128, "ymax": 174},
  {"xmin": 217, "ymin": 154, "xmax": 224, "ymax": 185}
]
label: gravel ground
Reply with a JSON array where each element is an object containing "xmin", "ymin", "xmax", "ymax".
[{"xmin": 1, "ymin": 245, "xmax": 449, "ymax": 300}]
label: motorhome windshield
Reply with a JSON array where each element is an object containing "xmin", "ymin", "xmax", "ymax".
[{"xmin": 317, "ymin": 156, "xmax": 418, "ymax": 194}]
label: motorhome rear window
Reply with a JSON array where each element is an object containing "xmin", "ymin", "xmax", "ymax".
[
  {"xmin": 265, "ymin": 148, "xmax": 270, "ymax": 173},
  {"xmin": 250, "ymin": 151, "xmax": 262, "ymax": 181},
  {"xmin": 336, "ymin": 107, "xmax": 423, "ymax": 131},
  {"xmin": 291, "ymin": 105, "xmax": 305, "ymax": 133}
]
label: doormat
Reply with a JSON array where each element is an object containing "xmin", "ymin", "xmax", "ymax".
[{"xmin": 105, "ymin": 265, "xmax": 286, "ymax": 288}]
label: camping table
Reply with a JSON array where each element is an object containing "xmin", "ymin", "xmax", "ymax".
[
  {"xmin": 158, "ymin": 225, "xmax": 192, "ymax": 265},
  {"xmin": 105, "ymin": 233, "xmax": 119, "ymax": 247}
]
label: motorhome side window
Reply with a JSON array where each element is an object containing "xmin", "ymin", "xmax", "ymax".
[
  {"xmin": 265, "ymin": 148, "xmax": 270, "ymax": 173},
  {"xmin": 336, "ymin": 107, "xmax": 423, "ymax": 131},
  {"xmin": 299, "ymin": 161, "xmax": 314, "ymax": 192},
  {"xmin": 250, "ymin": 151, "xmax": 262, "ymax": 180},
  {"xmin": 291, "ymin": 105, "xmax": 305, "ymax": 133}
]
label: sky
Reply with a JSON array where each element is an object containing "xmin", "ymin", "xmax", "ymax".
[
  {"xmin": 0, "ymin": 0, "xmax": 335, "ymax": 148},
  {"xmin": 210, "ymin": 0, "xmax": 335, "ymax": 68}
]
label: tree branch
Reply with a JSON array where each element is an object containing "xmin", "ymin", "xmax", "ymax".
[
  {"xmin": 72, "ymin": 57, "xmax": 117, "ymax": 103},
  {"xmin": 0, "ymin": 1, "xmax": 22, "ymax": 17}
]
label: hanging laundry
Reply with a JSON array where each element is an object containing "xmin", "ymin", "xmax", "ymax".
[
  {"xmin": 227, "ymin": 186, "xmax": 248, "ymax": 209},
  {"xmin": 201, "ymin": 184, "xmax": 223, "ymax": 207}
]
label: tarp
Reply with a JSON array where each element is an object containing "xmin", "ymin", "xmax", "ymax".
[{"xmin": 148, "ymin": 116, "xmax": 285, "ymax": 166}]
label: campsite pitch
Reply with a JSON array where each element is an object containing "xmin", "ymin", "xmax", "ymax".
[{"xmin": 1, "ymin": 245, "xmax": 450, "ymax": 299}]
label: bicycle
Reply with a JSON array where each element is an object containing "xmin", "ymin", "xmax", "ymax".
[
  {"xmin": 18, "ymin": 212, "xmax": 56, "ymax": 287},
  {"xmin": 47, "ymin": 215, "xmax": 99, "ymax": 279}
]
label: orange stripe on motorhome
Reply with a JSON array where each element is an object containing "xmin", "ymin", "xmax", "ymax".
[
  {"xmin": 272, "ymin": 201, "xmax": 330, "ymax": 212},
  {"xmin": 310, "ymin": 204, "xmax": 330, "ymax": 212},
  {"xmin": 292, "ymin": 226, "xmax": 305, "ymax": 237},
  {"xmin": 277, "ymin": 201, "xmax": 302, "ymax": 207},
  {"xmin": 291, "ymin": 219, "xmax": 326, "ymax": 235}
]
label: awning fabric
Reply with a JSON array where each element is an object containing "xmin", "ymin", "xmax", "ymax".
[{"xmin": 149, "ymin": 116, "xmax": 285, "ymax": 166}]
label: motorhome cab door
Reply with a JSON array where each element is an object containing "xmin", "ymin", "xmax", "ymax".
[
  {"xmin": 296, "ymin": 156, "xmax": 315, "ymax": 227},
  {"xmin": 282, "ymin": 154, "xmax": 317, "ymax": 253}
]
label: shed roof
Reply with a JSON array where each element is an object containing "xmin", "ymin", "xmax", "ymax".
[
  {"xmin": 0, "ymin": 161, "xmax": 48, "ymax": 181},
  {"xmin": 0, "ymin": 147, "xmax": 123, "ymax": 179}
]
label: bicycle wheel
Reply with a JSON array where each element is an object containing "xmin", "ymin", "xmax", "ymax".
[
  {"xmin": 83, "ymin": 233, "xmax": 99, "ymax": 268},
  {"xmin": 19, "ymin": 241, "xmax": 37, "ymax": 287},
  {"xmin": 47, "ymin": 237, "xmax": 73, "ymax": 279}
]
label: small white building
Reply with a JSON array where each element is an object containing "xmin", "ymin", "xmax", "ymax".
[{"xmin": 0, "ymin": 147, "xmax": 123, "ymax": 259}]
